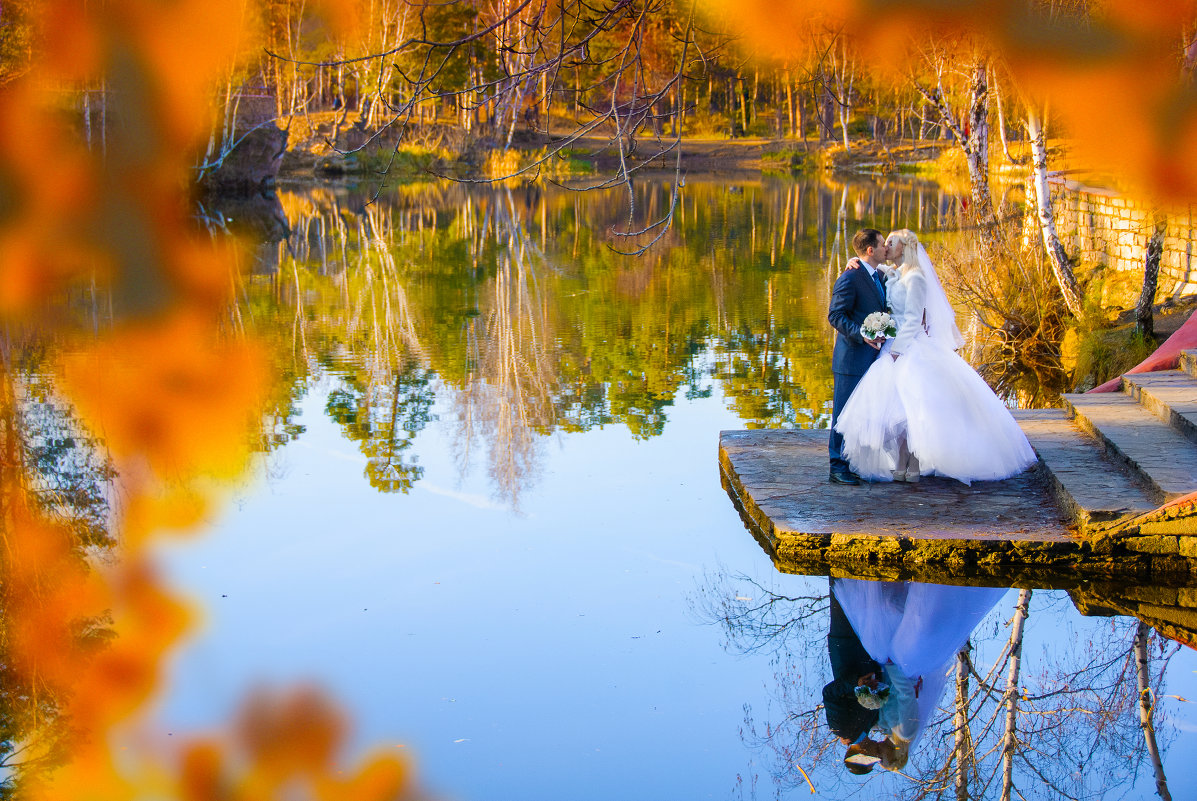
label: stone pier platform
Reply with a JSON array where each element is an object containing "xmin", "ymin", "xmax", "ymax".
[{"xmin": 719, "ymin": 429, "xmax": 1196, "ymax": 582}]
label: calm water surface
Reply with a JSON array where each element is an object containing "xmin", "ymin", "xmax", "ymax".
[{"xmin": 145, "ymin": 177, "xmax": 1197, "ymax": 800}]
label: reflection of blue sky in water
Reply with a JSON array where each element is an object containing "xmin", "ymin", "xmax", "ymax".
[{"xmin": 149, "ymin": 379, "xmax": 1197, "ymax": 800}]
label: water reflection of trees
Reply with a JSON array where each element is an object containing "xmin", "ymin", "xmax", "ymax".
[
  {"xmin": 695, "ymin": 573, "xmax": 1182, "ymax": 800},
  {"xmin": 0, "ymin": 331, "xmax": 118, "ymax": 792},
  {"xmin": 248, "ymin": 177, "xmax": 961, "ymax": 502}
]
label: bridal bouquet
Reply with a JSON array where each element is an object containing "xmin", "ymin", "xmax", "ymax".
[
  {"xmin": 861, "ymin": 311, "xmax": 897, "ymax": 340},
  {"xmin": 854, "ymin": 681, "xmax": 891, "ymax": 710}
]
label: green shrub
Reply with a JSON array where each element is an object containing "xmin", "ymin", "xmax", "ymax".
[
  {"xmin": 315, "ymin": 144, "xmax": 452, "ymax": 179},
  {"xmin": 761, "ymin": 147, "xmax": 817, "ymax": 174},
  {"xmin": 1073, "ymin": 325, "xmax": 1157, "ymax": 390}
]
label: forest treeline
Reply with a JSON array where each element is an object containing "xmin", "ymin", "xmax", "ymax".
[
  {"xmin": 0, "ymin": 0, "xmax": 1002, "ymax": 148},
  {"xmin": 5, "ymin": 0, "xmax": 1193, "ymax": 335}
]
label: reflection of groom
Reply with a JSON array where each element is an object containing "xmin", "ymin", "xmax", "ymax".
[
  {"xmin": 827, "ymin": 229, "xmax": 889, "ymax": 485},
  {"xmin": 823, "ymin": 577, "xmax": 880, "ymax": 747},
  {"xmin": 823, "ymin": 578, "xmax": 884, "ymax": 773}
]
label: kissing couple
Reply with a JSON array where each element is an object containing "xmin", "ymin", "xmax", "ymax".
[
  {"xmin": 824, "ymin": 577, "xmax": 1008, "ymax": 775},
  {"xmin": 826, "ymin": 228, "xmax": 1037, "ymax": 486}
]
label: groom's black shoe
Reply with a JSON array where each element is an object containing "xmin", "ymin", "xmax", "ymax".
[{"xmin": 829, "ymin": 470, "xmax": 861, "ymax": 485}]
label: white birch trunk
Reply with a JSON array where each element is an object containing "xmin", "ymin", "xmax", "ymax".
[
  {"xmin": 1027, "ymin": 106, "xmax": 1084, "ymax": 316},
  {"xmin": 964, "ymin": 63, "xmax": 994, "ymax": 222}
]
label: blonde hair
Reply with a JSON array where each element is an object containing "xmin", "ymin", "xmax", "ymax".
[{"xmin": 887, "ymin": 229, "xmax": 920, "ymax": 271}]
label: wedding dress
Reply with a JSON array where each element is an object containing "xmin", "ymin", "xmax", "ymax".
[
  {"xmin": 833, "ymin": 579, "xmax": 1008, "ymax": 749},
  {"xmin": 834, "ymin": 244, "xmax": 1038, "ymax": 484}
]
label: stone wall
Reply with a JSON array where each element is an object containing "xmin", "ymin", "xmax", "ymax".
[{"xmin": 1049, "ymin": 177, "xmax": 1197, "ymax": 302}]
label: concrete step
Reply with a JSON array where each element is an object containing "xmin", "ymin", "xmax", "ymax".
[
  {"xmin": 1015, "ymin": 409, "xmax": 1159, "ymax": 529},
  {"xmin": 1062, "ymin": 392, "xmax": 1197, "ymax": 503},
  {"xmin": 1179, "ymin": 349, "xmax": 1197, "ymax": 379},
  {"xmin": 1121, "ymin": 369, "xmax": 1197, "ymax": 445}
]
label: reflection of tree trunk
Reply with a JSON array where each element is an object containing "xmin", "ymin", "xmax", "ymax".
[
  {"xmin": 828, "ymin": 186, "xmax": 848, "ymax": 277},
  {"xmin": 1137, "ymin": 212, "xmax": 1167, "ymax": 339},
  {"xmin": 954, "ymin": 648, "xmax": 972, "ymax": 801},
  {"xmin": 1026, "ymin": 107, "xmax": 1084, "ymax": 316},
  {"xmin": 1000, "ymin": 588, "xmax": 1031, "ymax": 801},
  {"xmin": 1135, "ymin": 621, "xmax": 1172, "ymax": 801}
]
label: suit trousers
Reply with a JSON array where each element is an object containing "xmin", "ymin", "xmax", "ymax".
[{"xmin": 828, "ymin": 370, "xmax": 863, "ymax": 473}]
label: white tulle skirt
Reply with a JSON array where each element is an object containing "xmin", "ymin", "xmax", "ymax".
[
  {"xmin": 832, "ymin": 580, "xmax": 1008, "ymax": 746},
  {"xmin": 834, "ymin": 337, "xmax": 1037, "ymax": 484}
]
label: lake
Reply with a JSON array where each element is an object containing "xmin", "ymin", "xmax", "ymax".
[{"xmin": 28, "ymin": 174, "xmax": 1197, "ymax": 799}]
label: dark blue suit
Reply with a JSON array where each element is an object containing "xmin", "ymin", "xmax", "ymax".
[
  {"xmin": 827, "ymin": 265, "xmax": 887, "ymax": 472},
  {"xmin": 822, "ymin": 579, "xmax": 882, "ymax": 741}
]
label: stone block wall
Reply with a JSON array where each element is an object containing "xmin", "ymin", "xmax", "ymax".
[{"xmin": 1049, "ymin": 177, "xmax": 1197, "ymax": 301}]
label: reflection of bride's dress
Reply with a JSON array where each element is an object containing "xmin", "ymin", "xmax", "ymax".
[
  {"xmin": 834, "ymin": 244, "xmax": 1037, "ymax": 484},
  {"xmin": 833, "ymin": 579, "xmax": 1007, "ymax": 746}
]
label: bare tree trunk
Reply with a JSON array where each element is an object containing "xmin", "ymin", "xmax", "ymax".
[
  {"xmin": 774, "ymin": 75, "xmax": 783, "ymax": 138},
  {"xmin": 1000, "ymin": 588, "xmax": 1032, "ymax": 801},
  {"xmin": 1137, "ymin": 211, "xmax": 1167, "ymax": 339},
  {"xmin": 727, "ymin": 76, "xmax": 736, "ymax": 136},
  {"xmin": 1027, "ymin": 106, "xmax": 1084, "ymax": 316},
  {"xmin": 798, "ymin": 92, "xmax": 808, "ymax": 145},
  {"xmin": 1135, "ymin": 621, "xmax": 1173, "ymax": 801},
  {"xmin": 992, "ymin": 71, "xmax": 1023, "ymax": 165},
  {"xmin": 955, "ymin": 648, "xmax": 972, "ymax": 801},
  {"xmin": 785, "ymin": 70, "xmax": 795, "ymax": 138},
  {"xmin": 833, "ymin": 40, "xmax": 855, "ymax": 151},
  {"xmin": 916, "ymin": 61, "xmax": 994, "ymax": 223},
  {"xmin": 738, "ymin": 72, "xmax": 749, "ymax": 135},
  {"xmin": 820, "ymin": 84, "xmax": 834, "ymax": 142},
  {"xmin": 964, "ymin": 62, "xmax": 993, "ymax": 221},
  {"xmin": 751, "ymin": 67, "xmax": 759, "ymax": 128}
]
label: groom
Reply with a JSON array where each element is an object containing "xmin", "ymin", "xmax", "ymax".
[{"xmin": 827, "ymin": 228, "xmax": 889, "ymax": 485}]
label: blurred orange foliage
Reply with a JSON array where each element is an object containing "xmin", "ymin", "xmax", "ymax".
[
  {"xmin": 707, "ymin": 0, "xmax": 1197, "ymax": 203},
  {"xmin": 0, "ymin": 1, "xmax": 414, "ymax": 800},
  {"xmin": 1, "ymin": 0, "xmax": 1195, "ymax": 798}
]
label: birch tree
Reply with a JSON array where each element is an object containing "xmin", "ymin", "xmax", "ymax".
[
  {"xmin": 1026, "ymin": 105, "xmax": 1084, "ymax": 316},
  {"xmin": 914, "ymin": 54, "xmax": 996, "ymax": 226},
  {"xmin": 1136, "ymin": 212, "xmax": 1168, "ymax": 339}
]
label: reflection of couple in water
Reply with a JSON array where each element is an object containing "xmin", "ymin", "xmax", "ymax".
[{"xmin": 824, "ymin": 577, "xmax": 1006, "ymax": 775}]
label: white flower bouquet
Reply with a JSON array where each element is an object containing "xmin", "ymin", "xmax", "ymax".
[
  {"xmin": 861, "ymin": 311, "xmax": 897, "ymax": 340},
  {"xmin": 854, "ymin": 681, "xmax": 891, "ymax": 710}
]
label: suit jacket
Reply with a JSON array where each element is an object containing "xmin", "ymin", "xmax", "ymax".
[
  {"xmin": 828, "ymin": 265, "xmax": 888, "ymax": 376},
  {"xmin": 822, "ymin": 586, "xmax": 882, "ymax": 742}
]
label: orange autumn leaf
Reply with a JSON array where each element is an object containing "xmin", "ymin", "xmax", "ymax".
[
  {"xmin": 58, "ymin": 316, "xmax": 269, "ymax": 481},
  {"xmin": 67, "ymin": 564, "xmax": 194, "ymax": 729},
  {"xmin": 2, "ymin": 507, "xmax": 108, "ymax": 679}
]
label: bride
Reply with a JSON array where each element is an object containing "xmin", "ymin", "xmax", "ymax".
[{"xmin": 835, "ymin": 229, "xmax": 1037, "ymax": 484}]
